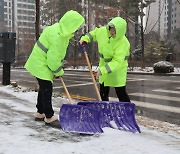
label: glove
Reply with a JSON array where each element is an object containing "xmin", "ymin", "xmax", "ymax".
[
  {"xmin": 92, "ymin": 71, "xmax": 97, "ymax": 80},
  {"xmin": 96, "ymin": 69, "xmax": 101, "ymax": 80},
  {"xmin": 54, "ymin": 76, "xmax": 61, "ymax": 79},
  {"xmin": 78, "ymin": 40, "xmax": 87, "ymax": 52}
]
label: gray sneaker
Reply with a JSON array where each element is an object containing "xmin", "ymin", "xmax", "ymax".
[
  {"xmin": 34, "ymin": 112, "xmax": 45, "ymax": 121},
  {"xmin": 44, "ymin": 115, "xmax": 58, "ymax": 123}
]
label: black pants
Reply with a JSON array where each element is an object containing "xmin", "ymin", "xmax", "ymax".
[
  {"xmin": 100, "ymin": 83, "xmax": 130, "ymax": 102},
  {"xmin": 36, "ymin": 78, "xmax": 54, "ymax": 118}
]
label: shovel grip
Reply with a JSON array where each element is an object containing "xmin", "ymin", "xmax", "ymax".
[
  {"xmin": 60, "ymin": 77, "xmax": 73, "ymax": 104},
  {"xmin": 84, "ymin": 51, "xmax": 102, "ymax": 101}
]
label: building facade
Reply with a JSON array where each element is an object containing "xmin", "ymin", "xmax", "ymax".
[
  {"xmin": 1, "ymin": 0, "xmax": 35, "ymax": 64},
  {"xmin": 145, "ymin": 0, "xmax": 180, "ymax": 40}
]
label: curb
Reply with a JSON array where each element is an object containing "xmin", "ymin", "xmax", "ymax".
[
  {"xmin": 127, "ymin": 71, "xmax": 180, "ymax": 76},
  {"xmin": 0, "ymin": 67, "xmax": 180, "ymax": 76}
]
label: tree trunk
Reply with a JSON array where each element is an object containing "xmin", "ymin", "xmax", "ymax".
[
  {"xmin": 140, "ymin": 0, "xmax": 145, "ymax": 68},
  {"xmin": 35, "ymin": 0, "xmax": 40, "ymax": 40}
]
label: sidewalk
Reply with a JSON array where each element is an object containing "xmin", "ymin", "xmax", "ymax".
[{"xmin": 0, "ymin": 85, "xmax": 179, "ymax": 154}]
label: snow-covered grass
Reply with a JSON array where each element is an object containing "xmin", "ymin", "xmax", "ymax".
[{"xmin": 0, "ymin": 85, "xmax": 179, "ymax": 154}]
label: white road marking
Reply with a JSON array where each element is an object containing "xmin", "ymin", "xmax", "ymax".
[
  {"xmin": 109, "ymin": 97, "xmax": 180, "ymax": 114},
  {"xmin": 133, "ymin": 100, "xmax": 180, "ymax": 114},
  {"xmin": 148, "ymin": 79, "xmax": 180, "ymax": 83},
  {"xmin": 152, "ymin": 89, "xmax": 180, "ymax": 94},
  {"xmin": 55, "ymin": 79, "xmax": 87, "ymax": 83},
  {"xmin": 127, "ymin": 78, "xmax": 147, "ymax": 82},
  {"xmin": 129, "ymin": 93, "xmax": 180, "ymax": 102},
  {"xmin": 54, "ymin": 82, "xmax": 93, "ymax": 89}
]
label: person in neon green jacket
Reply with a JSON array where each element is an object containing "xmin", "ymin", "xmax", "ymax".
[
  {"xmin": 79, "ymin": 17, "xmax": 130, "ymax": 102},
  {"xmin": 25, "ymin": 10, "xmax": 85, "ymax": 124}
]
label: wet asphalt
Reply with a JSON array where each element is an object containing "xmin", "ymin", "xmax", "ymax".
[{"xmin": 0, "ymin": 68, "xmax": 180, "ymax": 125}]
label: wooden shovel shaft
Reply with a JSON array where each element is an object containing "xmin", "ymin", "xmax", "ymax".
[
  {"xmin": 60, "ymin": 77, "xmax": 73, "ymax": 104},
  {"xmin": 84, "ymin": 51, "xmax": 102, "ymax": 101}
]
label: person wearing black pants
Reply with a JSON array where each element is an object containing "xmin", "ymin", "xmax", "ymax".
[
  {"xmin": 79, "ymin": 17, "xmax": 131, "ymax": 103},
  {"xmin": 36, "ymin": 78, "xmax": 54, "ymax": 119},
  {"xmin": 100, "ymin": 83, "xmax": 130, "ymax": 102},
  {"xmin": 24, "ymin": 10, "xmax": 85, "ymax": 124}
]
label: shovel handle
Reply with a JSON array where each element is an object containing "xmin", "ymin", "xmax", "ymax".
[
  {"xmin": 84, "ymin": 51, "xmax": 102, "ymax": 101},
  {"xmin": 60, "ymin": 77, "xmax": 73, "ymax": 104}
]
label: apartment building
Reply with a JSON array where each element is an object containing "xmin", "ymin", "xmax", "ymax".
[
  {"xmin": 1, "ymin": 0, "xmax": 35, "ymax": 32},
  {"xmin": 145, "ymin": 0, "xmax": 180, "ymax": 40},
  {"xmin": 0, "ymin": 0, "xmax": 35, "ymax": 63}
]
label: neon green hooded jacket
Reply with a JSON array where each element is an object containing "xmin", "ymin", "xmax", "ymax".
[
  {"xmin": 25, "ymin": 10, "xmax": 84, "ymax": 82},
  {"xmin": 80, "ymin": 17, "xmax": 130, "ymax": 87}
]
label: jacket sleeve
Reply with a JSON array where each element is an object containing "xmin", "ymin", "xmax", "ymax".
[
  {"xmin": 80, "ymin": 27, "xmax": 99, "ymax": 43},
  {"xmin": 99, "ymin": 41, "xmax": 130, "ymax": 75},
  {"xmin": 46, "ymin": 39, "xmax": 65, "ymax": 77}
]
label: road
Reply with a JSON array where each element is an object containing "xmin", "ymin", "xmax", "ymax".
[{"xmin": 0, "ymin": 68, "xmax": 180, "ymax": 125}]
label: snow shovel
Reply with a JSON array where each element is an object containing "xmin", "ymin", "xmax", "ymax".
[
  {"xmin": 59, "ymin": 77, "xmax": 103, "ymax": 134},
  {"xmin": 82, "ymin": 51, "xmax": 141, "ymax": 133},
  {"xmin": 84, "ymin": 51, "xmax": 102, "ymax": 101},
  {"xmin": 77, "ymin": 101, "xmax": 141, "ymax": 133}
]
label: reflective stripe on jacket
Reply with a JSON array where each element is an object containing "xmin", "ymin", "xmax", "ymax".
[{"xmin": 80, "ymin": 17, "xmax": 130, "ymax": 87}]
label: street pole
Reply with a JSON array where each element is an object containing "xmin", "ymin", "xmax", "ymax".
[{"xmin": 2, "ymin": 62, "xmax": 11, "ymax": 85}]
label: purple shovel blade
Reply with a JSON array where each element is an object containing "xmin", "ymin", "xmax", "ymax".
[
  {"xmin": 77, "ymin": 101, "xmax": 113, "ymax": 128},
  {"xmin": 110, "ymin": 102, "xmax": 141, "ymax": 133},
  {"xmin": 59, "ymin": 104, "xmax": 103, "ymax": 134},
  {"xmin": 77, "ymin": 101, "xmax": 141, "ymax": 133}
]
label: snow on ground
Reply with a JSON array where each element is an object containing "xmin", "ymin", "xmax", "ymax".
[{"xmin": 0, "ymin": 85, "xmax": 179, "ymax": 154}]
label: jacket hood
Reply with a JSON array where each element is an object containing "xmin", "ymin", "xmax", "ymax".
[
  {"xmin": 107, "ymin": 17, "xmax": 127, "ymax": 40},
  {"xmin": 59, "ymin": 10, "xmax": 85, "ymax": 37}
]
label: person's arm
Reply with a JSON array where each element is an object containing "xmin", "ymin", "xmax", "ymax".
[{"xmin": 80, "ymin": 27, "xmax": 99, "ymax": 43}]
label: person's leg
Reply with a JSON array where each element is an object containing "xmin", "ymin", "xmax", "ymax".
[
  {"xmin": 36, "ymin": 85, "xmax": 44, "ymax": 114},
  {"xmin": 36, "ymin": 78, "xmax": 54, "ymax": 118},
  {"xmin": 115, "ymin": 86, "xmax": 130, "ymax": 102},
  {"xmin": 100, "ymin": 83, "xmax": 110, "ymax": 101}
]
